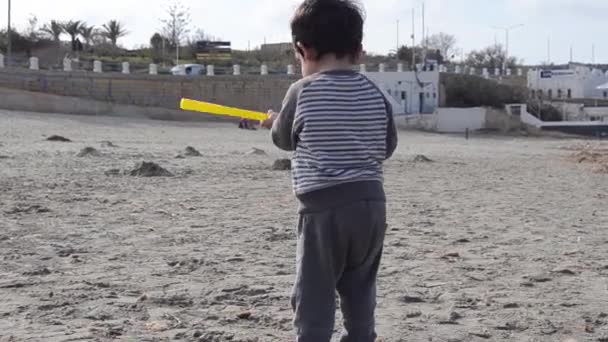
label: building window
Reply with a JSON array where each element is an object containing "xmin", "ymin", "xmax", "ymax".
[
  {"xmin": 567, "ymin": 89, "xmax": 572, "ymax": 99},
  {"xmin": 604, "ymin": 91, "xmax": 607, "ymax": 99},
  {"xmin": 557, "ymin": 89, "xmax": 562, "ymax": 98},
  {"xmin": 387, "ymin": 89, "xmax": 392, "ymax": 95},
  {"xmin": 401, "ymin": 91, "xmax": 406, "ymax": 100},
  {"xmin": 426, "ymin": 93, "xmax": 430, "ymax": 99},
  {"xmin": 433, "ymin": 93, "xmax": 437, "ymax": 99},
  {"xmin": 548, "ymin": 89, "xmax": 553, "ymax": 99},
  {"xmin": 538, "ymin": 90, "xmax": 543, "ymax": 99},
  {"xmin": 531, "ymin": 90, "xmax": 536, "ymax": 98}
]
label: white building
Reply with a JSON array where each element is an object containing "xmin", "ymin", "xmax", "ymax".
[
  {"xmin": 364, "ymin": 69, "xmax": 440, "ymax": 115},
  {"xmin": 527, "ymin": 65, "xmax": 608, "ymax": 100}
]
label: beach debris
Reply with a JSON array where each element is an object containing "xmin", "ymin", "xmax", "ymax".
[
  {"xmin": 246, "ymin": 147, "xmax": 267, "ymax": 156},
  {"xmin": 46, "ymin": 135, "xmax": 71, "ymax": 142},
  {"xmin": 101, "ymin": 141, "xmax": 118, "ymax": 148},
  {"xmin": 104, "ymin": 169, "xmax": 122, "ymax": 176},
  {"xmin": 236, "ymin": 310, "xmax": 253, "ymax": 320},
  {"xmin": 406, "ymin": 310, "xmax": 422, "ymax": 318},
  {"xmin": 272, "ymin": 159, "xmax": 292, "ymax": 171},
  {"xmin": 77, "ymin": 147, "xmax": 101, "ymax": 157},
  {"xmin": 551, "ymin": 266, "xmax": 577, "ymax": 276},
  {"xmin": 469, "ymin": 329, "xmax": 492, "ymax": 339},
  {"xmin": 4, "ymin": 204, "xmax": 50, "ymax": 215},
  {"xmin": 402, "ymin": 294, "xmax": 425, "ymax": 303},
  {"xmin": 413, "ymin": 154, "xmax": 434, "ymax": 163},
  {"xmin": 438, "ymin": 310, "xmax": 463, "ymax": 324},
  {"xmin": 129, "ymin": 162, "xmax": 173, "ymax": 177},
  {"xmin": 528, "ymin": 274, "xmax": 553, "ymax": 283},
  {"xmin": 145, "ymin": 321, "xmax": 170, "ymax": 332},
  {"xmin": 441, "ymin": 251, "xmax": 460, "ymax": 259}
]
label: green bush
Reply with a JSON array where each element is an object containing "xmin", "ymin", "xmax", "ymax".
[
  {"xmin": 526, "ymin": 101, "xmax": 563, "ymax": 122},
  {"xmin": 441, "ymin": 74, "xmax": 527, "ymax": 109}
]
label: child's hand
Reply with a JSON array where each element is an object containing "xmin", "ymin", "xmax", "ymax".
[{"xmin": 261, "ymin": 110, "xmax": 278, "ymax": 129}]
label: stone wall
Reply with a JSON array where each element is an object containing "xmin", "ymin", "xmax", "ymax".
[{"xmin": 0, "ymin": 69, "xmax": 295, "ymax": 113}]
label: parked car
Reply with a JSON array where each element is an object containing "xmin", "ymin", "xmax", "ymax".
[{"xmin": 171, "ymin": 64, "xmax": 206, "ymax": 76}]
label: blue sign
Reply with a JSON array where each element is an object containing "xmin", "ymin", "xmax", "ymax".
[{"xmin": 540, "ymin": 70, "xmax": 553, "ymax": 78}]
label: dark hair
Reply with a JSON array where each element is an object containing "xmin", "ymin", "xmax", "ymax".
[{"xmin": 291, "ymin": 0, "xmax": 364, "ymax": 61}]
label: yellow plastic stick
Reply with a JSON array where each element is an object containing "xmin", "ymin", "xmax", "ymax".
[{"xmin": 180, "ymin": 98, "xmax": 269, "ymax": 121}]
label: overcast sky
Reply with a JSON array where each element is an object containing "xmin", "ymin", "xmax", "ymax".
[{"xmin": 2, "ymin": 0, "xmax": 607, "ymax": 65}]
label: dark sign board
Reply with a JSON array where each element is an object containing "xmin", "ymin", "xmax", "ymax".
[
  {"xmin": 540, "ymin": 70, "xmax": 552, "ymax": 78},
  {"xmin": 197, "ymin": 41, "xmax": 232, "ymax": 62}
]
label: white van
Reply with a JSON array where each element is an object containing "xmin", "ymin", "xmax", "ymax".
[{"xmin": 171, "ymin": 64, "xmax": 206, "ymax": 76}]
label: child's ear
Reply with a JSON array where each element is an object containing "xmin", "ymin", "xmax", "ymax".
[{"xmin": 297, "ymin": 42, "xmax": 317, "ymax": 61}]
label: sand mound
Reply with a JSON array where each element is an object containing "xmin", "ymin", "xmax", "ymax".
[
  {"xmin": 413, "ymin": 154, "xmax": 434, "ymax": 163},
  {"xmin": 571, "ymin": 146, "xmax": 608, "ymax": 174},
  {"xmin": 272, "ymin": 159, "xmax": 292, "ymax": 171},
  {"xmin": 101, "ymin": 141, "xmax": 118, "ymax": 148},
  {"xmin": 246, "ymin": 148, "xmax": 267, "ymax": 156},
  {"xmin": 129, "ymin": 162, "xmax": 174, "ymax": 177},
  {"xmin": 183, "ymin": 146, "xmax": 202, "ymax": 157},
  {"xmin": 77, "ymin": 147, "xmax": 101, "ymax": 157},
  {"xmin": 46, "ymin": 135, "xmax": 71, "ymax": 142}
]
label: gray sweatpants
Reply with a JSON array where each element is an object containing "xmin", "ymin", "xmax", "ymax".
[{"xmin": 291, "ymin": 200, "xmax": 387, "ymax": 342}]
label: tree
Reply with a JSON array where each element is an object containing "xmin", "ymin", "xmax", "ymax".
[
  {"xmin": 426, "ymin": 49, "xmax": 444, "ymax": 65},
  {"xmin": 25, "ymin": 15, "xmax": 40, "ymax": 41},
  {"xmin": 40, "ymin": 20, "xmax": 64, "ymax": 43},
  {"xmin": 397, "ymin": 45, "xmax": 421, "ymax": 68},
  {"xmin": 426, "ymin": 32, "xmax": 457, "ymax": 61},
  {"xmin": 79, "ymin": 25, "xmax": 95, "ymax": 50},
  {"xmin": 150, "ymin": 33, "xmax": 166, "ymax": 62},
  {"xmin": 160, "ymin": 0, "xmax": 192, "ymax": 64},
  {"xmin": 150, "ymin": 33, "xmax": 165, "ymax": 50},
  {"xmin": 63, "ymin": 20, "xmax": 83, "ymax": 51},
  {"xmin": 102, "ymin": 20, "xmax": 128, "ymax": 47},
  {"xmin": 465, "ymin": 44, "xmax": 518, "ymax": 71}
]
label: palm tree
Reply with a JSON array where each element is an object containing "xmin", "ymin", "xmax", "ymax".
[
  {"xmin": 63, "ymin": 20, "xmax": 82, "ymax": 51},
  {"xmin": 102, "ymin": 20, "xmax": 128, "ymax": 47},
  {"xmin": 40, "ymin": 20, "xmax": 64, "ymax": 43},
  {"xmin": 79, "ymin": 25, "xmax": 95, "ymax": 50}
]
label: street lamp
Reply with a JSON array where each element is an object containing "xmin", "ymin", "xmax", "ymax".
[
  {"xmin": 493, "ymin": 24, "xmax": 524, "ymax": 74},
  {"xmin": 6, "ymin": 0, "xmax": 11, "ymax": 66}
]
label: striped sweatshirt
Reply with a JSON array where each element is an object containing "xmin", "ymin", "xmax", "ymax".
[{"xmin": 271, "ymin": 69, "xmax": 398, "ymax": 204}]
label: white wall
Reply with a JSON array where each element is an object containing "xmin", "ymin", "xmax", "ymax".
[
  {"xmin": 584, "ymin": 107, "xmax": 608, "ymax": 119},
  {"xmin": 528, "ymin": 66, "xmax": 608, "ymax": 99},
  {"xmin": 521, "ymin": 110, "xmax": 543, "ymax": 128},
  {"xmin": 436, "ymin": 107, "xmax": 486, "ymax": 133},
  {"xmin": 365, "ymin": 70, "xmax": 440, "ymax": 115}
]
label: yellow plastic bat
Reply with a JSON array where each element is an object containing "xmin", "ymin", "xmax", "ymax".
[{"xmin": 180, "ymin": 98, "xmax": 269, "ymax": 121}]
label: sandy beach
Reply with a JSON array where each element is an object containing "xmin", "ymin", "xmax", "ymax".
[{"xmin": 1, "ymin": 109, "xmax": 607, "ymax": 342}]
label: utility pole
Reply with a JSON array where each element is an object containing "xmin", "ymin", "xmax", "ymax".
[
  {"xmin": 570, "ymin": 45, "xmax": 573, "ymax": 63},
  {"xmin": 396, "ymin": 19, "xmax": 399, "ymax": 57},
  {"xmin": 592, "ymin": 44, "xmax": 595, "ymax": 64},
  {"xmin": 421, "ymin": 2, "xmax": 426, "ymax": 63},
  {"xmin": 7, "ymin": 0, "xmax": 11, "ymax": 67},
  {"xmin": 492, "ymin": 24, "xmax": 524, "ymax": 74},
  {"xmin": 547, "ymin": 37, "xmax": 551, "ymax": 64},
  {"xmin": 411, "ymin": 8, "xmax": 415, "ymax": 70}
]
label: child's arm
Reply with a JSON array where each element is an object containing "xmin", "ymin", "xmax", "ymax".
[
  {"xmin": 385, "ymin": 101, "xmax": 398, "ymax": 160},
  {"xmin": 270, "ymin": 84, "xmax": 300, "ymax": 151}
]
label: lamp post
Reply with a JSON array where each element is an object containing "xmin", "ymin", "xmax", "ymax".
[
  {"xmin": 493, "ymin": 24, "xmax": 524, "ymax": 74},
  {"xmin": 7, "ymin": 0, "xmax": 11, "ymax": 67}
]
